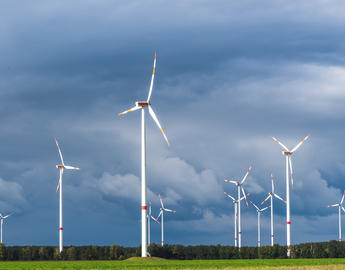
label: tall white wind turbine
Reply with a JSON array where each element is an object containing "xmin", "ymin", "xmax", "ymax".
[
  {"xmin": 224, "ymin": 191, "xmax": 250, "ymax": 247},
  {"xmin": 224, "ymin": 165, "xmax": 252, "ymax": 248},
  {"xmin": 156, "ymin": 194, "xmax": 176, "ymax": 247},
  {"xmin": 260, "ymin": 172, "xmax": 286, "ymax": 246},
  {"xmin": 327, "ymin": 191, "xmax": 345, "ymax": 241},
  {"xmin": 54, "ymin": 138, "xmax": 80, "ymax": 253},
  {"xmin": 118, "ymin": 52, "xmax": 170, "ymax": 257},
  {"xmin": 0, "ymin": 213, "xmax": 13, "ymax": 244},
  {"xmin": 249, "ymin": 200, "xmax": 270, "ymax": 247},
  {"xmin": 271, "ymin": 134, "xmax": 310, "ymax": 256}
]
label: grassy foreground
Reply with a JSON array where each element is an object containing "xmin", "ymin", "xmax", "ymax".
[{"xmin": 0, "ymin": 258, "xmax": 345, "ymax": 269}]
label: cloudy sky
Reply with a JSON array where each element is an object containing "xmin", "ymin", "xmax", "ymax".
[{"xmin": 1, "ymin": 1, "xmax": 345, "ymax": 247}]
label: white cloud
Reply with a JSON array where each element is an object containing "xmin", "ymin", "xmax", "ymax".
[
  {"xmin": 97, "ymin": 172, "xmax": 155, "ymax": 203},
  {"xmin": 0, "ymin": 178, "xmax": 25, "ymax": 212}
]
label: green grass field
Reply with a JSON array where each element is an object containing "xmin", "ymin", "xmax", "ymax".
[{"xmin": 0, "ymin": 258, "xmax": 345, "ymax": 270}]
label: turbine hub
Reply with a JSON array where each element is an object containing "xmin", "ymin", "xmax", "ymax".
[{"xmin": 136, "ymin": 101, "xmax": 149, "ymax": 107}]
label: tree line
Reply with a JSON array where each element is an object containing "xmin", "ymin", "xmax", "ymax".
[{"xmin": 0, "ymin": 241, "xmax": 344, "ymax": 260}]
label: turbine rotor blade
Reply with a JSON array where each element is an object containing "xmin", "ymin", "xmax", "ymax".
[
  {"xmin": 224, "ymin": 191, "xmax": 236, "ymax": 202},
  {"xmin": 54, "ymin": 138, "xmax": 65, "ymax": 165},
  {"xmin": 240, "ymin": 165, "xmax": 253, "ymax": 185},
  {"xmin": 270, "ymin": 136, "xmax": 289, "ymax": 151},
  {"xmin": 273, "ymin": 193, "xmax": 286, "ymax": 203},
  {"xmin": 240, "ymin": 192, "xmax": 251, "ymax": 201},
  {"xmin": 164, "ymin": 208, "xmax": 176, "ymax": 213},
  {"xmin": 147, "ymin": 51, "xmax": 157, "ymax": 102},
  {"xmin": 118, "ymin": 105, "xmax": 141, "ymax": 116},
  {"xmin": 151, "ymin": 215, "xmax": 160, "ymax": 224},
  {"xmin": 249, "ymin": 200, "xmax": 259, "ymax": 211},
  {"xmin": 56, "ymin": 169, "xmax": 63, "ymax": 193},
  {"xmin": 64, "ymin": 165, "xmax": 80, "ymax": 170},
  {"xmin": 341, "ymin": 192, "xmax": 345, "ymax": 205},
  {"xmin": 270, "ymin": 171, "xmax": 274, "ymax": 193},
  {"xmin": 157, "ymin": 210, "xmax": 163, "ymax": 220},
  {"xmin": 148, "ymin": 105, "xmax": 170, "ymax": 146},
  {"xmin": 158, "ymin": 194, "xmax": 164, "ymax": 209},
  {"xmin": 291, "ymin": 134, "xmax": 310, "ymax": 153},
  {"xmin": 327, "ymin": 204, "xmax": 339, "ymax": 207},
  {"xmin": 342, "ymin": 206, "xmax": 345, "ymax": 213},
  {"xmin": 224, "ymin": 179, "xmax": 238, "ymax": 185},
  {"xmin": 261, "ymin": 205, "xmax": 271, "ymax": 212},
  {"xmin": 260, "ymin": 195, "xmax": 271, "ymax": 206},
  {"xmin": 241, "ymin": 186, "xmax": 249, "ymax": 207},
  {"xmin": 3, "ymin": 213, "xmax": 13, "ymax": 219}
]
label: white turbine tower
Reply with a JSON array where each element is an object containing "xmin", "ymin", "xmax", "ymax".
[
  {"xmin": 54, "ymin": 138, "xmax": 80, "ymax": 253},
  {"xmin": 224, "ymin": 191, "xmax": 250, "ymax": 247},
  {"xmin": 156, "ymin": 194, "xmax": 176, "ymax": 247},
  {"xmin": 224, "ymin": 165, "xmax": 252, "ymax": 248},
  {"xmin": 260, "ymin": 172, "xmax": 286, "ymax": 246},
  {"xmin": 327, "ymin": 191, "xmax": 345, "ymax": 241},
  {"xmin": 0, "ymin": 213, "xmax": 13, "ymax": 244},
  {"xmin": 271, "ymin": 134, "xmax": 310, "ymax": 256},
  {"xmin": 249, "ymin": 200, "xmax": 270, "ymax": 247},
  {"xmin": 118, "ymin": 52, "xmax": 170, "ymax": 257}
]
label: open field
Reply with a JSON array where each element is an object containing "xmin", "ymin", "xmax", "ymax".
[{"xmin": 0, "ymin": 258, "xmax": 345, "ymax": 270}]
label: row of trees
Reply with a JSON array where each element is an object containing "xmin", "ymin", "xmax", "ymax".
[{"xmin": 0, "ymin": 241, "xmax": 345, "ymax": 260}]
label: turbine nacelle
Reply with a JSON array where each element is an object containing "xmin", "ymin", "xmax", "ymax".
[
  {"xmin": 283, "ymin": 151, "xmax": 292, "ymax": 155},
  {"xmin": 136, "ymin": 101, "xmax": 150, "ymax": 107},
  {"xmin": 56, "ymin": 165, "xmax": 80, "ymax": 170}
]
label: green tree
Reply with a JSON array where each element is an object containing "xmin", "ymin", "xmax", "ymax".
[
  {"xmin": 66, "ymin": 246, "xmax": 77, "ymax": 260},
  {"xmin": 110, "ymin": 244, "xmax": 120, "ymax": 260},
  {"xmin": 172, "ymin": 245, "xmax": 184, "ymax": 259}
]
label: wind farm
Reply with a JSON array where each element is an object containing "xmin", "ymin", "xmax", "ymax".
[{"xmin": 2, "ymin": 1, "xmax": 345, "ymax": 269}]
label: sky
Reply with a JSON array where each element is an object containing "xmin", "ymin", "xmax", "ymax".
[{"xmin": 1, "ymin": 0, "xmax": 345, "ymax": 247}]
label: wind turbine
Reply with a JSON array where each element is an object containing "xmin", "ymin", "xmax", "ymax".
[
  {"xmin": 260, "ymin": 172, "xmax": 286, "ymax": 246},
  {"xmin": 54, "ymin": 138, "xmax": 80, "ymax": 253},
  {"xmin": 156, "ymin": 194, "xmax": 176, "ymax": 247},
  {"xmin": 271, "ymin": 134, "xmax": 310, "ymax": 256},
  {"xmin": 224, "ymin": 165, "xmax": 252, "ymax": 248},
  {"xmin": 0, "ymin": 213, "xmax": 13, "ymax": 243},
  {"xmin": 118, "ymin": 52, "xmax": 169, "ymax": 257},
  {"xmin": 249, "ymin": 200, "xmax": 270, "ymax": 247},
  {"xmin": 147, "ymin": 201, "xmax": 153, "ymax": 246},
  {"xmin": 224, "ymin": 191, "xmax": 250, "ymax": 247},
  {"xmin": 327, "ymin": 191, "xmax": 345, "ymax": 241}
]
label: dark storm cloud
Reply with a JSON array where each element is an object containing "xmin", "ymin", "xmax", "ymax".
[{"xmin": 0, "ymin": 1, "xmax": 345, "ymax": 246}]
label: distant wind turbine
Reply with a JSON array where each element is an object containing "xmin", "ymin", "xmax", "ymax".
[
  {"xmin": 118, "ymin": 52, "xmax": 170, "ymax": 257},
  {"xmin": 249, "ymin": 200, "xmax": 270, "ymax": 247},
  {"xmin": 147, "ymin": 201, "xmax": 154, "ymax": 246},
  {"xmin": 54, "ymin": 138, "xmax": 80, "ymax": 253},
  {"xmin": 156, "ymin": 194, "xmax": 176, "ymax": 246},
  {"xmin": 0, "ymin": 213, "xmax": 13, "ymax": 244},
  {"xmin": 224, "ymin": 165, "xmax": 252, "ymax": 248},
  {"xmin": 327, "ymin": 191, "xmax": 345, "ymax": 241},
  {"xmin": 260, "ymin": 172, "xmax": 286, "ymax": 246},
  {"xmin": 224, "ymin": 191, "xmax": 250, "ymax": 247}
]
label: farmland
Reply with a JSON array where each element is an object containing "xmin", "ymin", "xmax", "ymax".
[{"xmin": 0, "ymin": 258, "xmax": 345, "ymax": 270}]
